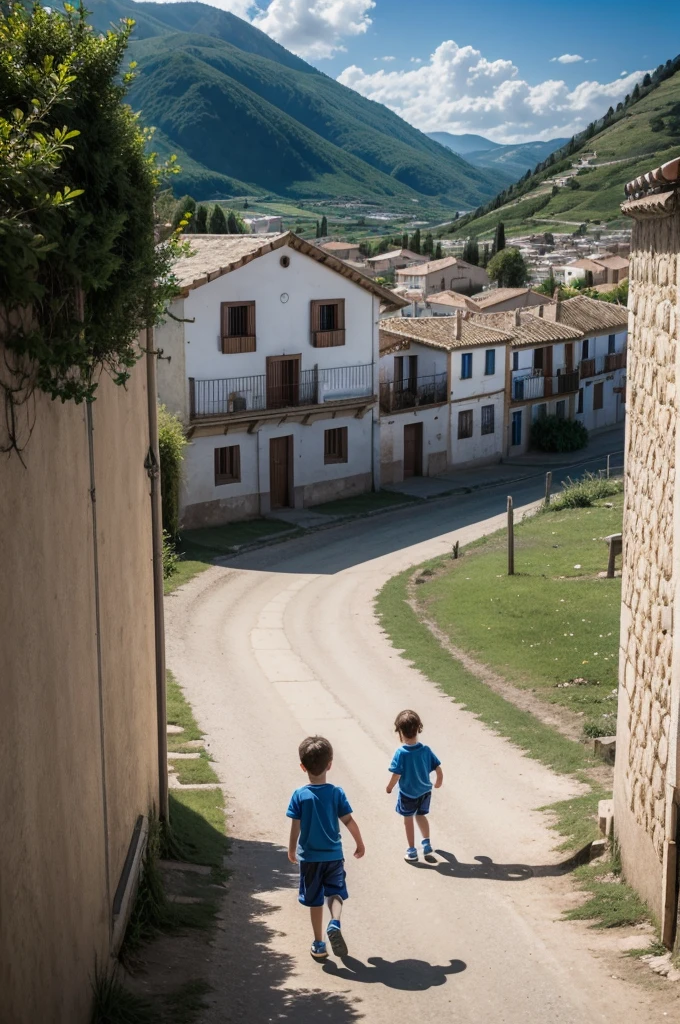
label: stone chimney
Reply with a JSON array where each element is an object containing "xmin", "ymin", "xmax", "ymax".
[
  {"xmin": 537, "ymin": 305, "xmax": 544, "ymax": 318},
  {"xmin": 514, "ymin": 308, "xmax": 521, "ymax": 327},
  {"xmin": 455, "ymin": 310, "xmax": 462, "ymax": 341}
]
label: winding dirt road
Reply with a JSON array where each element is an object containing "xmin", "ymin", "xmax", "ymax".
[{"xmin": 165, "ymin": 482, "xmax": 668, "ymax": 1023}]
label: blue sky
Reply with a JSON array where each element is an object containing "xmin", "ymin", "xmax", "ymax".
[{"xmin": 142, "ymin": 0, "xmax": 680, "ymax": 142}]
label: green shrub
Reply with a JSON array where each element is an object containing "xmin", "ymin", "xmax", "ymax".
[
  {"xmin": 548, "ymin": 473, "xmax": 623, "ymax": 511},
  {"xmin": 158, "ymin": 405, "xmax": 187, "ymax": 540},
  {"xmin": 531, "ymin": 415, "xmax": 588, "ymax": 453},
  {"xmin": 162, "ymin": 530, "xmax": 179, "ymax": 580}
]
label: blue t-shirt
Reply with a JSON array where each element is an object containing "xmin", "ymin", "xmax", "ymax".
[
  {"xmin": 286, "ymin": 783, "xmax": 352, "ymax": 863},
  {"xmin": 389, "ymin": 743, "xmax": 441, "ymax": 798}
]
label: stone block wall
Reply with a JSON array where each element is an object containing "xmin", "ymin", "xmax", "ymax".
[{"xmin": 616, "ymin": 193, "xmax": 680, "ymax": 933}]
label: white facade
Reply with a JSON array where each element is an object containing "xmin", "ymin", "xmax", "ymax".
[
  {"xmin": 449, "ymin": 344, "xmax": 507, "ymax": 467},
  {"xmin": 574, "ymin": 329, "xmax": 627, "ymax": 433},
  {"xmin": 157, "ymin": 240, "xmax": 383, "ymax": 527}
]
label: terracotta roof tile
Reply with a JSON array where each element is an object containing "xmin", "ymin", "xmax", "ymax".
[
  {"xmin": 473, "ymin": 287, "xmax": 547, "ymax": 308},
  {"xmin": 379, "ymin": 315, "xmax": 513, "ymax": 353},
  {"xmin": 395, "ymin": 256, "xmax": 474, "ymax": 276},
  {"xmin": 469, "ymin": 310, "xmax": 582, "ymax": 347},
  {"xmin": 623, "ymin": 155, "xmax": 680, "ymax": 199},
  {"xmin": 540, "ymin": 294, "xmax": 628, "ymax": 333},
  {"xmin": 320, "ymin": 240, "xmax": 360, "ymax": 251}
]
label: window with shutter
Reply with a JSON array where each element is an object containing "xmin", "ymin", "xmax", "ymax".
[
  {"xmin": 484, "ymin": 349, "xmax": 495, "ymax": 376},
  {"xmin": 324, "ymin": 427, "xmax": 348, "ymax": 464},
  {"xmin": 311, "ymin": 299, "xmax": 345, "ymax": 347},
  {"xmin": 461, "ymin": 353, "xmax": 472, "ymax": 379},
  {"xmin": 458, "ymin": 410, "xmax": 473, "ymax": 439},
  {"xmin": 220, "ymin": 302, "xmax": 256, "ymax": 353},
  {"xmin": 481, "ymin": 405, "xmax": 494, "ymax": 434},
  {"xmin": 214, "ymin": 445, "xmax": 241, "ymax": 485}
]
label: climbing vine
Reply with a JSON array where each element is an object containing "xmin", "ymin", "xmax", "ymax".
[{"xmin": 0, "ymin": 2, "xmax": 186, "ymax": 454}]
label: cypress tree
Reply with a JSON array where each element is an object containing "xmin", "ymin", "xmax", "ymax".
[
  {"xmin": 402, "ymin": 232, "xmax": 409, "ymax": 249},
  {"xmin": 494, "ymin": 222, "xmax": 506, "ymax": 253},
  {"xmin": 434, "ymin": 242, "xmax": 442, "ymax": 259},
  {"xmin": 320, "ymin": 215, "xmax": 328, "ymax": 236},
  {"xmin": 227, "ymin": 210, "xmax": 238, "ymax": 233},
  {"xmin": 316, "ymin": 221, "xmax": 320, "ymax": 237},
  {"xmin": 423, "ymin": 232, "xmax": 434, "ymax": 256},
  {"xmin": 195, "ymin": 205, "xmax": 208, "ymax": 233},
  {"xmin": 410, "ymin": 228, "xmax": 421, "ymax": 254},
  {"xmin": 208, "ymin": 205, "xmax": 227, "ymax": 233}
]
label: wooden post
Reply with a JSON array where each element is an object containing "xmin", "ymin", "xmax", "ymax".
[
  {"xmin": 545, "ymin": 471, "xmax": 552, "ymax": 506},
  {"xmin": 507, "ymin": 495, "xmax": 514, "ymax": 576}
]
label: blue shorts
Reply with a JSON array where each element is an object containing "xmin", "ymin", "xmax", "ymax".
[
  {"xmin": 396, "ymin": 791, "xmax": 432, "ymax": 817},
  {"xmin": 298, "ymin": 859, "xmax": 348, "ymax": 908}
]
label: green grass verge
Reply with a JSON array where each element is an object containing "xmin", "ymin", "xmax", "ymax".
[
  {"xmin": 541, "ymin": 790, "xmax": 606, "ymax": 852},
  {"xmin": 415, "ymin": 495, "xmax": 624, "ymax": 736},
  {"xmin": 164, "ymin": 558, "xmax": 211, "ymax": 595},
  {"xmin": 167, "ymin": 790, "xmax": 228, "ymax": 870},
  {"xmin": 312, "ymin": 490, "xmax": 422, "ymax": 516},
  {"xmin": 166, "ymin": 671, "xmax": 204, "ymax": 751},
  {"xmin": 168, "ymin": 754, "xmax": 220, "ymax": 786},
  {"xmin": 565, "ymin": 861, "xmax": 651, "ymax": 928},
  {"xmin": 376, "ymin": 571, "xmax": 598, "ymax": 776}
]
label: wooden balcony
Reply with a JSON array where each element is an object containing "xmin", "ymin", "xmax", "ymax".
[{"xmin": 379, "ymin": 373, "xmax": 448, "ymax": 414}]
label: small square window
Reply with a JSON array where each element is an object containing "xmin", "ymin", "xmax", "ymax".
[
  {"xmin": 485, "ymin": 349, "xmax": 496, "ymax": 376},
  {"xmin": 461, "ymin": 353, "xmax": 473, "ymax": 379},
  {"xmin": 214, "ymin": 445, "xmax": 241, "ymax": 485},
  {"xmin": 220, "ymin": 302, "xmax": 255, "ymax": 353},
  {"xmin": 481, "ymin": 405, "xmax": 495, "ymax": 435},
  {"xmin": 458, "ymin": 410, "xmax": 473, "ymax": 439},
  {"xmin": 324, "ymin": 427, "xmax": 348, "ymax": 464}
]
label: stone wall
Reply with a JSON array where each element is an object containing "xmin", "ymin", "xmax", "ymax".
[{"xmin": 616, "ymin": 192, "xmax": 680, "ymax": 937}]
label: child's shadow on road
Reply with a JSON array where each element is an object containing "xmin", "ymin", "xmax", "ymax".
[
  {"xmin": 322, "ymin": 955, "xmax": 466, "ymax": 990},
  {"xmin": 411, "ymin": 848, "xmax": 588, "ymax": 879}
]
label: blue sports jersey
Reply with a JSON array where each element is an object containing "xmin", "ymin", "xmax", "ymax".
[
  {"xmin": 389, "ymin": 743, "xmax": 441, "ymax": 798},
  {"xmin": 286, "ymin": 783, "xmax": 352, "ymax": 862}
]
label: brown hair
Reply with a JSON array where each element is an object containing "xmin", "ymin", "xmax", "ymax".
[
  {"xmin": 299, "ymin": 736, "xmax": 333, "ymax": 776},
  {"xmin": 394, "ymin": 709, "xmax": 423, "ymax": 740}
]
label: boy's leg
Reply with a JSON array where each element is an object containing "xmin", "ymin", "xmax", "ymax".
[
  {"xmin": 310, "ymin": 905, "xmax": 324, "ymax": 942},
  {"xmin": 327, "ymin": 895, "xmax": 343, "ymax": 921},
  {"xmin": 403, "ymin": 815, "xmax": 415, "ymax": 849},
  {"xmin": 415, "ymin": 814, "xmax": 430, "ymax": 839}
]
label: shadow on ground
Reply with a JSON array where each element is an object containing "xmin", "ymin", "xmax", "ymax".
[
  {"xmin": 323, "ymin": 955, "xmax": 466, "ymax": 990},
  {"xmin": 409, "ymin": 847, "xmax": 592, "ymax": 880}
]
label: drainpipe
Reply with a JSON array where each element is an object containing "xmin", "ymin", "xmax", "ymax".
[{"xmin": 145, "ymin": 325, "xmax": 169, "ymax": 822}]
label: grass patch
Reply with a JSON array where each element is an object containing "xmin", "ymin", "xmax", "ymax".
[
  {"xmin": 166, "ymin": 671, "xmax": 204, "ymax": 751},
  {"xmin": 545, "ymin": 474, "xmax": 623, "ymax": 511},
  {"xmin": 376, "ymin": 571, "xmax": 598, "ymax": 776},
  {"xmin": 164, "ymin": 558, "xmax": 211, "ymax": 595},
  {"xmin": 168, "ymin": 754, "xmax": 220, "ymax": 786},
  {"xmin": 565, "ymin": 861, "xmax": 651, "ymax": 928},
  {"xmin": 541, "ymin": 790, "xmax": 606, "ymax": 852},
  {"xmin": 166, "ymin": 790, "xmax": 228, "ymax": 870},
  {"xmin": 413, "ymin": 495, "xmax": 624, "ymax": 737},
  {"xmin": 313, "ymin": 490, "xmax": 422, "ymax": 516}
]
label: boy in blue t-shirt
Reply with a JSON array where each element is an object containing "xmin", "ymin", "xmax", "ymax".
[
  {"xmin": 287, "ymin": 735, "xmax": 365, "ymax": 961},
  {"xmin": 387, "ymin": 709, "xmax": 443, "ymax": 861}
]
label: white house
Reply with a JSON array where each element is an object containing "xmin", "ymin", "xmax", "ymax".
[
  {"xmin": 378, "ymin": 314, "xmax": 513, "ymax": 482},
  {"xmin": 156, "ymin": 232, "xmax": 406, "ymax": 528},
  {"xmin": 365, "ymin": 248, "xmax": 422, "ymax": 274},
  {"xmin": 395, "ymin": 256, "xmax": 489, "ymax": 296}
]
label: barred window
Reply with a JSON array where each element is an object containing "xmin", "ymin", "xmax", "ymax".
[
  {"xmin": 324, "ymin": 427, "xmax": 348, "ymax": 464},
  {"xmin": 214, "ymin": 445, "xmax": 241, "ymax": 485},
  {"xmin": 458, "ymin": 410, "xmax": 473, "ymax": 439},
  {"xmin": 481, "ymin": 405, "xmax": 494, "ymax": 435}
]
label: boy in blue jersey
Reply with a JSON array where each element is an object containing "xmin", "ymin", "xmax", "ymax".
[
  {"xmin": 387, "ymin": 709, "xmax": 443, "ymax": 861},
  {"xmin": 287, "ymin": 736, "xmax": 365, "ymax": 961}
]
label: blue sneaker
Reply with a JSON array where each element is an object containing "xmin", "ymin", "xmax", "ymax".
[
  {"xmin": 311, "ymin": 940, "xmax": 328, "ymax": 960},
  {"xmin": 422, "ymin": 839, "xmax": 433, "ymax": 856},
  {"xmin": 404, "ymin": 847, "xmax": 418, "ymax": 861},
  {"xmin": 327, "ymin": 919, "xmax": 348, "ymax": 957}
]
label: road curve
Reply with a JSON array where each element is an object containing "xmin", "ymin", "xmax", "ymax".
[{"xmin": 165, "ymin": 477, "xmax": 662, "ymax": 1024}]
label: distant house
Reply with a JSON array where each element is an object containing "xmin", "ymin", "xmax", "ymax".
[
  {"xmin": 155, "ymin": 232, "xmax": 406, "ymax": 527},
  {"xmin": 365, "ymin": 248, "xmax": 422, "ymax": 274},
  {"xmin": 554, "ymin": 254, "xmax": 629, "ymax": 287},
  {"xmin": 395, "ymin": 256, "xmax": 489, "ymax": 296},
  {"xmin": 378, "ymin": 314, "xmax": 513, "ymax": 481},
  {"xmin": 319, "ymin": 240, "xmax": 362, "ymax": 261},
  {"xmin": 405, "ymin": 286, "xmax": 551, "ymax": 318},
  {"xmin": 245, "ymin": 215, "xmax": 284, "ymax": 234}
]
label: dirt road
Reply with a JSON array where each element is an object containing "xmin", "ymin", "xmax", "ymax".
[{"xmin": 165, "ymin": 484, "xmax": 665, "ymax": 1023}]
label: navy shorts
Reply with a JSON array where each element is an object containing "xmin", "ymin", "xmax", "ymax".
[
  {"xmin": 396, "ymin": 791, "xmax": 432, "ymax": 817},
  {"xmin": 298, "ymin": 859, "xmax": 348, "ymax": 908}
]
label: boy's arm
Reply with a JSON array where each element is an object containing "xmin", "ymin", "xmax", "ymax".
[
  {"xmin": 288, "ymin": 819, "xmax": 301, "ymax": 863},
  {"xmin": 434, "ymin": 765, "xmax": 444, "ymax": 789},
  {"xmin": 386, "ymin": 772, "xmax": 400, "ymax": 794},
  {"xmin": 340, "ymin": 814, "xmax": 365, "ymax": 859}
]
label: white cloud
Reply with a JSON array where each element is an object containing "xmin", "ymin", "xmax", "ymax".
[
  {"xmin": 620, "ymin": 70, "xmax": 628, "ymax": 76},
  {"xmin": 338, "ymin": 41, "xmax": 648, "ymax": 142},
  {"xmin": 410, "ymin": 57, "xmax": 423, "ymax": 64},
  {"xmin": 551, "ymin": 54, "xmax": 583, "ymax": 64},
  {"xmin": 374, "ymin": 55, "xmax": 396, "ymax": 61},
  {"xmin": 253, "ymin": 0, "xmax": 375, "ymax": 59}
]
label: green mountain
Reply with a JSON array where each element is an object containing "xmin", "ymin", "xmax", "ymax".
[
  {"xmin": 444, "ymin": 56, "xmax": 680, "ymax": 239},
  {"xmin": 428, "ymin": 133, "xmax": 567, "ymax": 183},
  {"xmin": 89, "ymin": 0, "xmax": 506, "ymax": 208}
]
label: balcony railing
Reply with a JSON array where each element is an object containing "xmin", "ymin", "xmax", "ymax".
[
  {"xmin": 379, "ymin": 373, "xmax": 448, "ymax": 414},
  {"xmin": 189, "ymin": 363, "xmax": 373, "ymax": 419},
  {"xmin": 579, "ymin": 351, "xmax": 627, "ymax": 379},
  {"xmin": 512, "ymin": 369, "xmax": 580, "ymax": 402}
]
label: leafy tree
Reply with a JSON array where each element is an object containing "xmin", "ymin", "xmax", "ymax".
[
  {"xmin": 616, "ymin": 101, "xmax": 623, "ymax": 112},
  {"xmin": 650, "ymin": 116, "xmax": 665, "ymax": 133},
  {"xmin": 642, "ymin": 73, "xmax": 651, "ymax": 88},
  {"xmin": 172, "ymin": 195, "xmax": 195, "ymax": 232},
  {"xmin": 487, "ymin": 247, "xmax": 528, "ymax": 288},
  {"xmin": 209, "ymin": 204, "xmax": 227, "ymax": 233},
  {"xmin": 494, "ymin": 221, "xmax": 505, "ymax": 253},
  {"xmin": 0, "ymin": 1, "xmax": 184, "ymax": 419},
  {"xmin": 157, "ymin": 405, "xmax": 187, "ymax": 539},
  {"xmin": 423, "ymin": 232, "xmax": 434, "ymax": 256},
  {"xmin": 320, "ymin": 214, "xmax": 328, "ymax": 235},
  {"xmin": 195, "ymin": 204, "xmax": 208, "ymax": 233},
  {"xmin": 531, "ymin": 415, "xmax": 588, "ymax": 453},
  {"xmin": 543, "ymin": 232, "xmax": 554, "ymax": 245},
  {"xmin": 434, "ymin": 242, "xmax": 442, "ymax": 259}
]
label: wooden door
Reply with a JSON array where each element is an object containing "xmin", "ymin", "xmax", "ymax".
[
  {"xmin": 403, "ymin": 423, "xmax": 423, "ymax": 478},
  {"xmin": 266, "ymin": 356, "xmax": 300, "ymax": 410},
  {"xmin": 270, "ymin": 436, "xmax": 293, "ymax": 508}
]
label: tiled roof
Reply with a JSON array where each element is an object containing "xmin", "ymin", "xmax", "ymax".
[
  {"xmin": 473, "ymin": 287, "xmax": 547, "ymax": 308},
  {"xmin": 379, "ymin": 314, "xmax": 513, "ymax": 353},
  {"xmin": 366, "ymin": 248, "xmax": 420, "ymax": 263},
  {"xmin": 540, "ymin": 294, "xmax": 628, "ymax": 333},
  {"xmin": 426, "ymin": 291, "xmax": 479, "ymax": 309},
  {"xmin": 395, "ymin": 256, "xmax": 470, "ymax": 276},
  {"xmin": 469, "ymin": 310, "xmax": 582, "ymax": 348},
  {"xmin": 172, "ymin": 232, "xmax": 408, "ymax": 311},
  {"xmin": 624, "ymin": 155, "xmax": 680, "ymax": 199},
  {"xmin": 566, "ymin": 258, "xmax": 607, "ymax": 272},
  {"xmin": 320, "ymin": 240, "xmax": 360, "ymax": 251},
  {"xmin": 592, "ymin": 255, "xmax": 629, "ymax": 270}
]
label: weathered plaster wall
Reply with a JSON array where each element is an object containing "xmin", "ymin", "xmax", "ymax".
[
  {"xmin": 0, "ymin": 350, "xmax": 158, "ymax": 1022},
  {"xmin": 615, "ymin": 199, "xmax": 680, "ymax": 924}
]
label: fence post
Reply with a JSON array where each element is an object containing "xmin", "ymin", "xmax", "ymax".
[
  {"xmin": 545, "ymin": 471, "xmax": 552, "ymax": 507},
  {"xmin": 607, "ymin": 453, "xmax": 611, "ymax": 479},
  {"xmin": 507, "ymin": 496, "xmax": 514, "ymax": 576}
]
